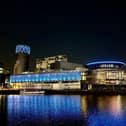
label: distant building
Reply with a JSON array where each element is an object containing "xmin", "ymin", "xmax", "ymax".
[
  {"xmin": 10, "ymin": 70, "xmax": 85, "ymax": 90},
  {"xmin": 36, "ymin": 55, "xmax": 67, "ymax": 71},
  {"xmin": 50, "ymin": 61, "xmax": 83, "ymax": 70},
  {"xmin": 36, "ymin": 55, "xmax": 83, "ymax": 71},
  {"xmin": 0, "ymin": 62, "xmax": 4, "ymax": 74},
  {"xmin": 86, "ymin": 61, "xmax": 125, "ymax": 90},
  {"xmin": 10, "ymin": 53, "xmax": 87, "ymax": 91},
  {"xmin": 0, "ymin": 62, "xmax": 5, "ymax": 85},
  {"xmin": 13, "ymin": 44, "xmax": 30, "ymax": 74}
]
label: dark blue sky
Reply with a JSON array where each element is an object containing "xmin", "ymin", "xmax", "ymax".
[{"xmin": 0, "ymin": 0, "xmax": 126, "ymax": 70}]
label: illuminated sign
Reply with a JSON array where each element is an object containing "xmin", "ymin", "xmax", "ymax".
[
  {"xmin": 16, "ymin": 45, "xmax": 30, "ymax": 54},
  {"xmin": 100, "ymin": 64, "xmax": 114, "ymax": 68}
]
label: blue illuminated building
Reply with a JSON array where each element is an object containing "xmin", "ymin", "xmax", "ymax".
[
  {"xmin": 10, "ymin": 59, "xmax": 126, "ymax": 92},
  {"xmin": 10, "ymin": 71, "xmax": 81, "ymax": 83}
]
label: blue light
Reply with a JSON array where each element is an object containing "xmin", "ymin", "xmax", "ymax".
[
  {"xmin": 27, "ymin": 75, "xmax": 31, "ymax": 82},
  {"xmin": 35, "ymin": 74, "xmax": 39, "ymax": 82},
  {"xmin": 10, "ymin": 71, "xmax": 81, "ymax": 83},
  {"xmin": 58, "ymin": 73, "xmax": 62, "ymax": 81},
  {"xmin": 7, "ymin": 95, "xmax": 81, "ymax": 126},
  {"xmin": 16, "ymin": 45, "xmax": 30, "ymax": 55},
  {"xmin": 40, "ymin": 74, "xmax": 44, "ymax": 82},
  {"xmin": 10, "ymin": 76, "xmax": 13, "ymax": 83},
  {"xmin": 30, "ymin": 75, "xmax": 34, "ymax": 82},
  {"xmin": 86, "ymin": 61, "xmax": 125, "ymax": 66},
  {"xmin": 22, "ymin": 75, "xmax": 25, "ymax": 82}
]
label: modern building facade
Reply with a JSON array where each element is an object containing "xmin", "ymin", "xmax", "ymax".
[
  {"xmin": 86, "ymin": 61, "xmax": 125, "ymax": 90},
  {"xmin": 13, "ymin": 44, "xmax": 30, "ymax": 74},
  {"xmin": 9, "ymin": 60, "xmax": 126, "ymax": 93},
  {"xmin": 10, "ymin": 70, "xmax": 85, "ymax": 90},
  {"xmin": 50, "ymin": 61, "xmax": 83, "ymax": 70},
  {"xmin": 36, "ymin": 55, "xmax": 68, "ymax": 71},
  {"xmin": 36, "ymin": 55, "xmax": 83, "ymax": 72},
  {"xmin": 10, "ymin": 50, "xmax": 126, "ymax": 93}
]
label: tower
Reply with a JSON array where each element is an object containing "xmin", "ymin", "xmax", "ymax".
[{"xmin": 13, "ymin": 44, "xmax": 30, "ymax": 74}]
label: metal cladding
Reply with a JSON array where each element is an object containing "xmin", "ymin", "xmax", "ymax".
[
  {"xmin": 16, "ymin": 45, "xmax": 30, "ymax": 55},
  {"xmin": 13, "ymin": 44, "xmax": 30, "ymax": 74}
]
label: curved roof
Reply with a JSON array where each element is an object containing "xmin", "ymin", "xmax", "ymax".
[{"xmin": 86, "ymin": 61, "xmax": 125, "ymax": 66}]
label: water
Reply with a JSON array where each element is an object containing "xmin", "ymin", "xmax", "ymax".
[{"xmin": 1, "ymin": 95, "xmax": 126, "ymax": 126}]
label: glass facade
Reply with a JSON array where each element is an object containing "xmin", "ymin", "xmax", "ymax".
[
  {"xmin": 86, "ymin": 61, "xmax": 125, "ymax": 85},
  {"xmin": 10, "ymin": 71, "xmax": 81, "ymax": 83},
  {"xmin": 93, "ymin": 70, "xmax": 124, "ymax": 84}
]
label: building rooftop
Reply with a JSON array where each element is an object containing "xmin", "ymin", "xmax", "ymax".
[{"xmin": 86, "ymin": 61, "xmax": 125, "ymax": 66}]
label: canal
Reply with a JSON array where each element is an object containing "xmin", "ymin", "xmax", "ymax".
[{"xmin": 0, "ymin": 95, "xmax": 126, "ymax": 126}]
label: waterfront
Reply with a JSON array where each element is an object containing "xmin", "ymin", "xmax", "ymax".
[{"xmin": 1, "ymin": 95, "xmax": 126, "ymax": 126}]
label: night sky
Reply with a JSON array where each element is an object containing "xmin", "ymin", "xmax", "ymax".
[{"xmin": 0, "ymin": 1, "xmax": 126, "ymax": 71}]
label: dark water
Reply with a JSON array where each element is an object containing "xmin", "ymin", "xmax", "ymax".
[{"xmin": 1, "ymin": 95, "xmax": 126, "ymax": 126}]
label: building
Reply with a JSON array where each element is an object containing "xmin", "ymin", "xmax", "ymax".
[
  {"xmin": 10, "ymin": 70, "xmax": 83, "ymax": 90},
  {"xmin": 36, "ymin": 55, "xmax": 67, "ymax": 71},
  {"xmin": 0, "ymin": 62, "xmax": 4, "ymax": 74},
  {"xmin": 86, "ymin": 61, "xmax": 125, "ymax": 91},
  {"xmin": 0, "ymin": 62, "xmax": 5, "ymax": 86},
  {"xmin": 50, "ymin": 61, "xmax": 83, "ymax": 70},
  {"xmin": 13, "ymin": 44, "xmax": 30, "ymax": 74},
  {"xmin": 36, "ymin": 55, "xmax": 83, "ymax": 72}
]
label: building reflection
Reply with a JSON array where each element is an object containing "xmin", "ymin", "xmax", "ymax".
[
  {"xmin": 1, "ymin": 95, "xmax": 126, "ymax": 126},
  {"xmin": 80, "ymin": 95, "xmax": 126, "ymax": 126},
  {"xmin": 109, "ymin": 96, "xmax": 122, "ymax": 117},
  {"xmin": 80, "ymin": 96, "xmax": 87, "ymax": 116},
  {"xmin": 0, "ymin": 95, "xmax": 7, "ymax": 126},
  {"xmin": 80, "ymin": 95, "xmax": 123, "ymax": 116},
  {"xmin": 7, "ymin": 95, "xmax": 85, "ymax": 126},
  {"xmin": 80, "ymin": 95, "xmax": 98, "ymax": 116},
  {"xmin": 95, "ymin": 95, "xmax": 122, "ymax": 117}
]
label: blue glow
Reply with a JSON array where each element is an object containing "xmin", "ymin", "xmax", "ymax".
[
  {"xmin": 5, "ymin": 95, "xmax": 126, "ymax": 126},
  {"xmin": 16, "ymin": 45, "xmax": 30, "ymax": 55},
  {"xmin": 10, "ymin": 71, "xmax": 81, "ymax": 83},
  {"xmin": 7, "ymin": 95, "xmax": 81, "ymax": 126},
  {"xmin": 86, "ymin": 61, "xmax": 125, "ymax": 66}
]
